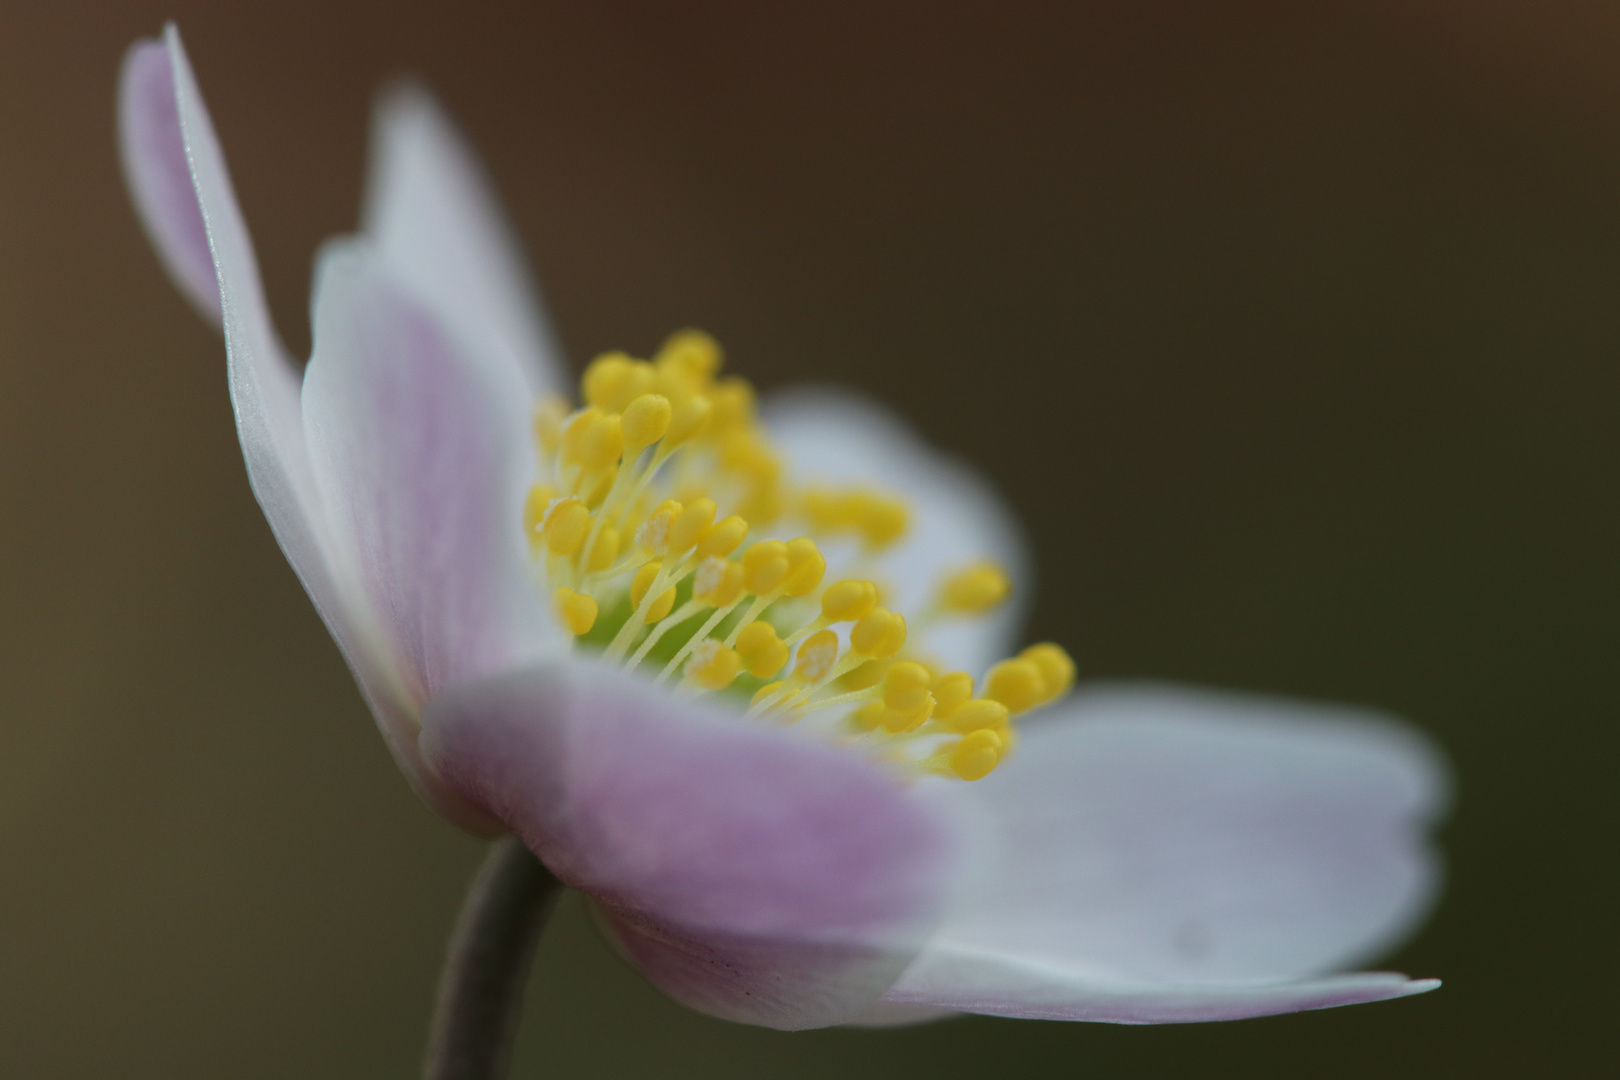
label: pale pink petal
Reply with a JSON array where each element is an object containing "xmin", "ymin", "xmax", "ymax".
[
  {"xmin": 302, "ymin": 241, "xmax": 560, "ymax": 711},
  {"xmin": 123, "ymin": 29, "xmax": 493, "ymax": 828},
  {"xmin": 118, "ymin": 39, "xmax": 219, "ymax": 322},
  {"xmin": 419, "ymin": 662, "xmax": 958, "ymax": 1029},
  {"xmin": 884, "ymin": 949, "xmax": 1438, "ymax": 1023},
  {"xmin": 882, "ymin": 683, "xmax": 1446, "ymax": 1020},
  {"xmin": 762, "ymin": 387, "xmax": 1030, "ymax": 678},
  {"xmin": 363, "ymin": 83, "xmax": 566, "ymax": 399}
]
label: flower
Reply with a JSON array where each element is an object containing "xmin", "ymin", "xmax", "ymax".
[{"xmin": 119, "ymin": 24, "xmax": 1448, "ymax": 1031}]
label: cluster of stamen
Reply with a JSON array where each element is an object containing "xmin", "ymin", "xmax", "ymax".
[{"xmin": 524, "ymin": 330, "xmax": 1074, "ymax": 782}]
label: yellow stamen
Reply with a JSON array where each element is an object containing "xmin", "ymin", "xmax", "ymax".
[
  {"xmin": 631, "ymin": 562, "xmax": 676, "ymax": 623},
  {"xmin": 949, "ymin": 728, "xmax": 1003, "ymax": 781},
  {"xmin": 687, "ymin": 639, "xmax": 741, "ymax": 691},
  {"xmin": 542, "ymin": 498, "xmax": 591, "ymax": 557},
  {"xmin": 939, "ymin": 561, "xmax": 1011, "ymax": 615},
  {"xmin": 984, "ymin": 657, "xmax": 1045, "ymax": 715},
  {"xmin": 735, "ymin": 621, "xmax": 789, "ymax": 679},
  {"xmin": 850, "ymin": 608, "xmax": 906, "ymax": 658},
  {"xmin": 622, "ymin": 393, "xmax": 672, "ymax": 452},
  {"xmin": 553, "ymin": 588, "xmax": 599, "ymax": 636}
]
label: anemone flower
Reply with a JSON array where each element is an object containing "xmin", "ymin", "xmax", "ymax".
[{"xmin": 119, "ymin": 24, "xmax": 1447, "ymax": 1035}]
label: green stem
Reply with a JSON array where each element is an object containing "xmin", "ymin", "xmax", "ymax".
[{"xmin": 424, "ymin": 837, "xmax": 564, "ymax": 1080}]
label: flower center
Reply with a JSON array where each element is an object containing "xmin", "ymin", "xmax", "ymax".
[{"xmin": 523, "ymin": 330, "xmax": 1073, "ymax": 781}]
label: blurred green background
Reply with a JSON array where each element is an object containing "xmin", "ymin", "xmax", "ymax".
[{"xmin": 0, "ymin": 0, "xmax": 1614, "ymax": 1075}]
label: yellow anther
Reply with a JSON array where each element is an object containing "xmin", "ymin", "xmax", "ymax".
[
  {"xmin": 931, "ymin": 672, "xmax": 975, "ymax": 720},
  {"xmin": 562, "ymin": 407, "xmax": 625, "ymax": 470},
  {"xmin": 949, "ymin": 728, "xmax": 1004, "ymax": 781},
  {"xmin": 984, "ymin": 657, "xmax": 1046, "ymax": 715},
  {"xmin": 741, "ymin": 540, "xmax": 790, "ymax": 595},
  {"xmin": 553, "ymin": 588, "xmax": 599, "ymax": 636},
  {"xmin": 820, "ymin": 580, "xmax": 879, "ymax": 623},
  {"xmin": 856, "ymin": 493, "xmax": 909, "ymax": 548},
  {"xmin": 654, "ymin": 329, "xmax": 722, "ymax": 394},
  {"xmin": 720, "ymin": 432, "xmax": 781, "ymax": 482},
  {"xmin": 881, "ymin": 697, "xmax": 933, "ymax": 734},
  {"xmin": 795, "ymin": 629, "xmax": 840, "ymax": 683},
  {"xmin": 636, "ymin": 500, "xmax": 682, "ymax": 555},
  {"xmin": 687, "ymin": 639, "xmax": 741, "ymax": 691},
  {"xmin": 881, "ymin": 661, "xmax": 931, "ymax": 698},
  {"xmin": 631, "ymin": 562, "xmax": 676, "ymax": 623},
  {"xmin": 580, "ymin": 465, "xmax": 616, "ymax": 508},
  {"xmin": 850, "ymin": 608, "xmax": 906, "ymax": 658},
  {"xmin": 692, "ymin": 557, "xmax": 745, "ymax": 607},
  {"xmin": 879, "ymin": 661, "xmax": 935, "ymax": 730},
  {"xmin": 801, "ymin": 488, "xmax": 856, "ymax": 531},
  {"xmin": 533, "ymin": 396, "xmax": 569, "ymax": 456},
  {"xmin": 621, "ymin": 393, "xmax": 672, "ymax": 452},
  {"xmin": 838, "ymin": 658, "xmax": 891, "ymax": 691},
  {"xmin": 735, "ymin": 482, "xmax": 784, "ymax": 526},
  {"xmin": 851, "ymin": 700, "xmax": 887, "ymax": 732},
  {"xmin": 1020, "ymin": 643, "xmax": 1075, "ymax": 703},
  {"xmin": 707, "ymin": 376, "xmax": 755, "ymax": 435},
  {"xmin": 941, "ymin": 698, "xmax": 1009, "ymax": 734},
  {"xmin": 523, "ymin": 484, "xmax": 558, "ymax": 541},
  {"xmin": 665, "ymin": 394, "xmax": 712, "ymax": 447},
  {"xmin": 582, "ymin": 352, "xmax": 656, "ymax": 412},
  {"xmin": 780, "ymin": 537, "xmax": 826, "ymax": 597},
  {"xmin": 585, "ymin": 526, "xmax": 620, "ymax": 573},
  {"xmin": 735, "ymin": 621, "xmax": 789, "ymax": 679},
  {"xmin": 940, "ymin": 561, "xmax": 1011, "ymax": 615},
  {"xmin": 695, "ymin": 514, "xmax": 748, "ymax": 560},
  {"xmin": 542, "ymin": 498, "xmax": 591, "ymax": 557},
  {"xmin": 668, "ymin": 498, "xmax": 717, "ymax": 555}
]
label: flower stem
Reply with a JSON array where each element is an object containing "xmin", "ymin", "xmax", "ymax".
[{"xmin": 424, "ymin": 836, "xmax": 564, "ymax": 1080}]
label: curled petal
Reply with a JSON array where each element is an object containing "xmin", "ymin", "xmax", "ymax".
[
  {"xmin": 419, "ymin": 662, "xmax": 958, "ymax": 1029},
  {"xmin": 363, "ymin": 83, "xmax": 566, "ymax": 399},
  {"xmin": 118, "ymin": 39, "xmax": 219, "ymax": 322},
  {"xmin": 762, "ymin": 388, "xmax": 1030, "ymax": 677},
  {"xmin": 303, "ymin": 241, "xmax": 559, "ymax": 709},
  {"xmin": 884, "ymin": 683, "xmax": 1446, "ymax": 1020}
]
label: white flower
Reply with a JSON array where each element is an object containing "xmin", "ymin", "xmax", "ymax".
[{"xmin": 120, "ymin": 23, "xmax": 1448, "ymax": 1032}]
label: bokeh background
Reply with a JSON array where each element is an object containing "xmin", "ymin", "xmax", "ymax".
[{"xmin": 0, "ymin": 0, "xmax": 1615, "ymax": 1076}]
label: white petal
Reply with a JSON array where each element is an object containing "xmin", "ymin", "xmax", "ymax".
[
  {"xmin": 762, "ymin": 387, "xmax": 1030, "ymax": 677},
  {"xmin": 363, "ymin": 83, "xmax": 567, "ymax": 400},
  {"xmin": 917, "ymin": 683, "xmax": 1447, "ymax": 989},
  {"xmin": 142, "ymin": 29, "xmax": 497, "ymax": 826},
  {"xmin": 885, "ymin": 947, "xmax": 1438, "ymax": 1024},
  {"xmin": 302, "ymin": 240, "xmax": 561, "ymax": 713}
]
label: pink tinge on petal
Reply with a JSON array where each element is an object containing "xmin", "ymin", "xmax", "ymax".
[
  {"xmin": 303, "ymin": 242, "xmax": 557, "ymax": 707},
  {"xmin": 883, "ymin": 946, "xmax": 1438, "ymax": 1024},
  {"xmin": 118, "ymin": 38, "xmax": 220, "ymax": 323},
  {"xmin": 420, "ymin": 662, "xmax": 957, "ymax": 1029}
]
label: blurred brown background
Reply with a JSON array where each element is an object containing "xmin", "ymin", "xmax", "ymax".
[{"xmin": 0, "ymin": 0, "xmax": 1615, "ymax": 1076}]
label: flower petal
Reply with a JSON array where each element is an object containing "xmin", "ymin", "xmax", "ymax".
[
  {"xmin": 882, "ymin": 683, "xmax": 1446, "ymax": 1020},
  {"xmin": 884, "ymin": 950, "xmax": 1438, "ymax": 1024},
  {"xmin": 762, "ymin": 387, "xmax": 1030, "ymax": 677},
  {"xmin": 118, "ymin": 39, "xmax": 219, "ymax": 323},
  {"xmin": 418, "ymin": 661, "xmax": 959, "ymax": 1030},
  {"xmin": 122, "ymin": 29, "xmax": 497, "ymax": 828},
  {"xmin": 302, "ymin": 240, "xmax": 560, "ymax": 713},
  {"xmin": 362, "ymin": 83, "xmax": 566, "ymax": 399}
]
